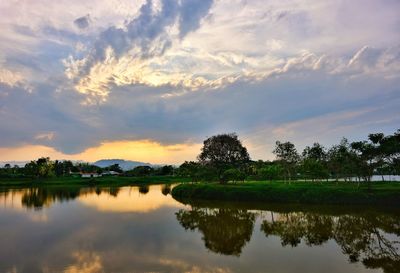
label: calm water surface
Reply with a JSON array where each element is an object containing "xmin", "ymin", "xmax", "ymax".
[{"xmin": 0, "ymin": 185, "xmax": 399, "ymax": 273}]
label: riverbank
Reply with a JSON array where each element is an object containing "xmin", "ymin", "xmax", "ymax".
[
  {"xmin": 171, "ymin": 181, "xmax": 400, "ymax": 206},
  {"xmin": 0, "ymin": 176, "xmax": 190, "ymax": 187}
]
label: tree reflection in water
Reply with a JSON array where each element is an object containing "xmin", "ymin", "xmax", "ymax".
[
  {"xmin": 176, "ymin": 203, "xmax": 399, "ymax": 273},
  {"xmin": 261, "ymin": 211, "xmax": 400, "ymax": 273},
  {"xmin": 21, "ymin": 187, "xmax": 81, "ymax": 209},
  {"xmin": 161, "ymin": 184, "xmax": 171, "ymax": 196},
  {"xmin": 19, "ymin": 187, "xmax": 121, "ymax": 209},
  {"xmin": 176, "ymin": 208, "xmax": 255, "ymax": 256},
  {"xmin": 138, "ymin": 185, "xmax": 150, "ymax": 194}
]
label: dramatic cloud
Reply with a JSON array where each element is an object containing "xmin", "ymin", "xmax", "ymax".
[
  {"xmin": 64, "ymin": 0, "xmax": 215, "ymax": 102},
  {"xmin": 0, "ymin": 0, "xmax": 399, "ymax": 163}
]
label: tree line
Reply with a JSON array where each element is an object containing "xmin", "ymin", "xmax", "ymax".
[
  {"xmin": 1, "ymin": 129, "xmax": 399, "ymax": 183},
  {"xmin": 177, "ymin": 130, "xmax": 400, "ymax": 184},
  {"xmin": 0, "ymin": 158, "xmax": 176, "ymax": 178}
]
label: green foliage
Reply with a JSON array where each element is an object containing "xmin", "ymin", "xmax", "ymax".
[
  {"xmin": 198, "ymin": 133, "xmax": 250, "ymax": 183},
  {"xmin": 172, "ymin": 181, "xmax": 400, "ymax": 206},
  {"xmin": 0, "ymin": 164, "xmax": 24, "ymax": 178},
  {"xmin": 257, "ymin": 164, "xmax": 283, "ymax": 181},
  {"xmin": 299, "ymin": 143, "xmax": 329, "ymax": 182},
  {"xmin": 177, "ymin": 161, "xmax": 199, "ymax": 178},
  {"xmin": 105, "ymin": 164, "xmax": 123, "ymax": 173},
  {"xmin": 156, "ymin": 165, "xmax": 175, "ymax": 175},
  {"xmin": 222, "ymin": 168, "xmax": 246, "ymax": 182},
  {"xmin": 327, "ymin": 138, "xmax": 353, "ymax": 180},
  {"xmin": 124, "ymin": 164, "xmax": 176, "ymax": 177},
  {"xmin": 127, "ymin": 165, "xmax": 154, "ymax": 176},
  {"xmin": 1, "ymin": 129, "xmax": 399, "ymax": 186},
  {"xmin": 74, "ymin": 162, "xmax": 102, "ymax": 174},
  {"xmin": 24, "ymin": 157, "xmax": 55, "ymax": 178},
  {"xmin": 273, "ymin": 141, "xmax": 300, "ymax": 181},
  {"xmin": 178, "ymin": 161, "xmax": 218, "ymax": 182}
]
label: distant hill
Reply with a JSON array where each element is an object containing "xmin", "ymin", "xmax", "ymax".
[{"xmin": 93, "ymin": 159, "xmax": 152, "ymax": 171}]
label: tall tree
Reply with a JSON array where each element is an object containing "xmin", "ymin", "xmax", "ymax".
[
  {"xmin": 24, "ymin": 157, "xmax": 54, "ymax": 178},
  {"xmin": 301, "ymin": 143, "xmax": 328, "ymax": 182},
  {"xmin": 273, "ymin": 141, "xmax": 300, "ymax": 183},
  {"xmin": 198, "ymin": 133, "xmax": 250, "ymax": 183},
  {"xmin": 378, "ymin": 130, "xmax": 400, "ymax": 176},
  {"xmin": 327, "ymin": 138, "xmax": 357, "ymax": 183},
  {"xmin": 109, "ymin": 164, "xmax": 123, "ymax": 173}
]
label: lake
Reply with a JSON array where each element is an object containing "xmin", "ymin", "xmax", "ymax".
[{"xmin": 0, "ymin": 184, "xmax": 399, "ymax": 273}]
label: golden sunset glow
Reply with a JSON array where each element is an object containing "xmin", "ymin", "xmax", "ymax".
[
  {"xmin": 0, "ymin": 140, "xmax": 201, "ymax": 164},
  {"xmin": 79, "ymin": 185, "xmax": 184, "ymax": 213},
  {"xmin": 78, "ymin": 140, "xmax": 201, "ymax": 164}
]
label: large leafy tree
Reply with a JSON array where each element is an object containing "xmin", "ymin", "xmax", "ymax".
[
  {"xmin": 198, "ymin": 133, "xmax": 250, "ymax": 183},
  {"xmin": 129, "ymin": 165, "xmax": 153, "ymax": 176},
  {"xmin": 327, "ymin": 138, "xmax": 357, "ymax": 182},
  {"xmin": 273, "ymin": 141, "xmax": 300, "ymax": 183},
  {"xmin": 377, "ymin": 130, "xmax": 400, "ymax": 176},
  {"xmin": 258, "ymin": 164, "xmax": 284, "ymax": 181},
  {"xmin": 301, "ymin": 143, "xmax": 329, "ymax": 182},
  {"xmin": 351, "ymin": 140, "xmax": 376, "ymax": 183},
  {"xmin": 24, "ymin": 157, "xmax": 55, "ymax": 178}
]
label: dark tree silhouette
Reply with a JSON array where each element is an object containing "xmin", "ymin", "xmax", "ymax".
[
  {"xmin": 273, "ymin": 141, "xmax": 299, "ymax": 183},
  {"xmin": 198, "ymin": 133, "xmax": 250, "ymax": 183},
  {"xmin": 301, "ymin": 143, "xmax": 329, "ymax": 182}
]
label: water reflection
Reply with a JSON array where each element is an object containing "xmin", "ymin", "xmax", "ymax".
[
  {"xmin": 138, "ymin": 184, "xmax": 150, "ymax": 194},
  {"xmin": 0, "ymin": 186, "xmax": 399, "ymax": 273},
  {"xmin": 261, "ymin": 211, "xmax": 400, "ymax": 273},
  {"xmin": 0, "ymin": 185, "xmax": 176, "ymax": 211},
  {"xmin": 79, "ymin": 185, "xmax": 182, "ymax": 213},
  {"xmin": 176, "ymin": 208, "xmax": 255, "ymax": 256},
  {"xmin": 18, "ymin": 187, "xmax": 121, "ymax": 209},
  {"xmin": 176, "ymin": 203, "xmax": 400, "ymax": 273},
  {"xmin": 161, "ymin": 184, "xmax": 171, "ymax": 196}
]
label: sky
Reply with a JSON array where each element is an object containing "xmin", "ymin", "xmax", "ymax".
[{"xmin": 0, "ymin": 0, "xmax": 399, "ymax": 164}]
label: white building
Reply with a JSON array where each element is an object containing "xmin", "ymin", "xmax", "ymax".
[
  {"xmin": 81, "ymin": 173, "xmax": 102, "ymax": 178},
  {"xmin": 102, "ymin": 171, "xmax": 120, "ymax": 176}
]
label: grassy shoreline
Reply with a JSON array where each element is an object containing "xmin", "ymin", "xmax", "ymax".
[
  {"xmin": 171, "ymin": 181, "xmax": 400, "ymax": 206},
  {"xmin": 0, "ymin": 176, "xmax": 190, "ymax": 187}
]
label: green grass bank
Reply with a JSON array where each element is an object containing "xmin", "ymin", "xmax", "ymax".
[
  {"xmin": 0, "ymin": 176, "xmax": 190, "ymax": 187},
  {"xmin": 171, "ymin": 181, "xmax": 400, "ymax": 206}
]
